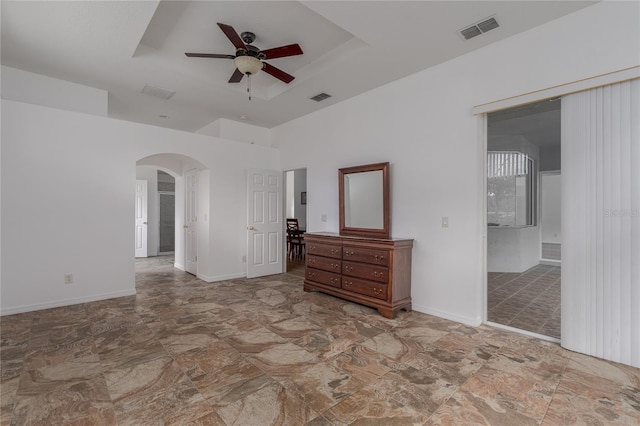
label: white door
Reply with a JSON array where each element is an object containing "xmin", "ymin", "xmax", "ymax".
[
  {"xmin": 247, "ymin": 169, "xmax": 283, "ymax": 278},
  {"xmin": 185, "ymin": 170, "xmax": 198, "ymax": 275},
  {"xmin": 135, "ymin": 180, "xmax": 148, "ymax": 258}
]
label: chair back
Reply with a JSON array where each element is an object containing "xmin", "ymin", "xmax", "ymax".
[{"xmin": 286, "ymin": 218, "xmax": 302, "ymax": 242}]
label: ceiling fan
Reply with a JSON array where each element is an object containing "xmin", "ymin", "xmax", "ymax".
[{"xmin": 185, "ymin": 23, "xmax": 303, "ymax": 87}]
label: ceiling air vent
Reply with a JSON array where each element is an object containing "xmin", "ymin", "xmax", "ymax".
[
  {"xmin": 477, "ymin": 17, "xmax": 499, "ymax": 33},
  {"xmin": 310, "ymin": 93, "xmax": 332, "ymax": 102},
  {"xmin": 141, "ymin": 84, "xmax": 175, "ymax": 100},
  {"xmin": 459, "ymin": 16, "xmax": 500, "ymax": 40}
]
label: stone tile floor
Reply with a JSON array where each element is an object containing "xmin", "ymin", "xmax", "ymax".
[
  {"xmin": 488, "ymin": 265, "xmax": 561, "ymax": 339},
  {"xmin": 1, "ymin": 256, "xmax": 638, "ymax": 425}
]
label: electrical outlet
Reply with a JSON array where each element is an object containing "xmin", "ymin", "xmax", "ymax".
[
  {"xmin": 64, "ymin": 274, "xmax": 73, "ymax": 284},
  {"xmin": 321, "ymin": 214, "xmax": 327, "ymax": 222},
  {"xmin": 242, "ymin": 255, "xmax": 247, "ymax": 263}
]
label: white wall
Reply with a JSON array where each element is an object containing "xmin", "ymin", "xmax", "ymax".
[
  {"xmin": 488, "ymin": 227, "xmax": 541, "ymax": 273},
  {"xmin": 273, "ymin": 1, "xmax": 640, "ymax": 325},
  {"xmin": 1, "ymin": 65, "xmax": 108, "ymax": 116},
  {"xmin": 136, "ymin": 166, "xmax": 159, "ymax": 257},
  {"xmin": 540, "ymin": 145, "xmax": 561, "ymax": 172},
  {"xmin": 541, "ymin": 173, "xmax": 561, "ymax": 244},
  {"xmin": 1, "ymin": 98, "xmax": 279, "ymax": 314},
  {"xmin": 197, "ymin": 118, "xmax": 272, "ymax": 147}
]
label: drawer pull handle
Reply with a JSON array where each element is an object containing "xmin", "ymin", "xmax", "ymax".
[
  {"xmin": 345, "ymin": 250, "xmax": 354, "ymax": 257},
  {"xmin": 309, "ymin": 259, "xmax": 315, "ymax": 264},
  {"xmin": 309, "ymin": 245, "xmax": 316, "ymax": 250},
  {"xmin": 330, "ymin": 277, "xmax": 338, "ymax": 284},
  {"xmin": 308, "ymin": 272, "xmax": 316, "ymax": 278},
  {"xmin": 373, "ymin": 288, "xmax": 383, "ymax": 295},
  {"xmin": 345, "ymin": 266, "xmax": 354, "ymax": 272},
  {"xmin": 331, "ymin": 263, "xmax": 339, "ymax": 269},
  {"xmin": 331, "ymin": 249, "xmax": 339, "ymax": 255},
  {"xmin": 373, "ymin": 271, "xmax": 383, "ymax": 278},
  {"xmin": 374, "ymin": 255, "xmax": 385, "ymax": 261},
  {"xmin": 344, "ymin": 281, "xmax": 353, "ymax": 288}
]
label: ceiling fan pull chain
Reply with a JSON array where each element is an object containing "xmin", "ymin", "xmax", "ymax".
[{"xmin": 247, "ymin": 74, "xmax": 252, "ymax": 101}]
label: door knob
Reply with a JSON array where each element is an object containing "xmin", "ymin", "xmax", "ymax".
[
  {"xmin": 183, "ymin": 225, "xmax": 189, "ymax": 229},
  {"xmin": 143, "ymin": 222, "xmax": 148, "ymax": 225},
  {"xmin": 247, "ymin": 226, "xmax": 255, "ymax": 230}
]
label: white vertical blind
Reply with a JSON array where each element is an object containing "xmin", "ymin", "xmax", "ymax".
[
  {"xmin": 562, "ymin": 79, "xmax": 640, "ymax": 368},
  {"xmin": 487, "ymin": 151, "xmax": 529, "ymax": 178}
]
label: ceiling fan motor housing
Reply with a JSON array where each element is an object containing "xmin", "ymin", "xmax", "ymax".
[{"xmin": 237, "ymin": 44, "xmax": 266, "ymax": 60}]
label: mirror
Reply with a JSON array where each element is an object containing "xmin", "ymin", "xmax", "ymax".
[{"xmin": 339, "ymin": 162, "xmax": 390, "ymax": 239}]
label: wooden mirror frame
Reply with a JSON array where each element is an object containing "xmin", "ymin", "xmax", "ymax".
[{"xmin": 339, "ymin": 162, "xmax": 390, "ymax": 239}]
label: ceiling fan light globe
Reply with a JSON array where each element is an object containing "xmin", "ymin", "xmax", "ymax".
[{"xmin": 234, "ymin": 56, "xmax": 262, "ymax": 75}]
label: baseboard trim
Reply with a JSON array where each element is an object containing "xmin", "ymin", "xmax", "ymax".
[
  {"xmin": 412, "ymin": 304, "xmax": 482, "ymax": 327},
  {"xmin": 540, "ymin": 259, "xmax": 561, "ymax": 266},
  {"xmin": 0, "ymin": 289, "xmax": 137, "ymax": 316},
  {"xmin": 196, "ymin": 272, "xmax": 246, "ymax": 283},
  {"xmin": 174, "ymin": 263, "xmax": 185, "ymax": 271}
]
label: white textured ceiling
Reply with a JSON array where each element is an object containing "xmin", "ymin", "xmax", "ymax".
[{"xmin": 1, "ymin": 1, "xmax": 597, "ymax": 132}]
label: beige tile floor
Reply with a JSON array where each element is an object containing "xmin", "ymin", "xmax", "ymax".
[
  {"xmin": 1, "ymin": 256, "xmax": 638, "ymax": 425},
  {"xmin": 488, "ymin": 265, "xmax": 561, "ymax": 339}
]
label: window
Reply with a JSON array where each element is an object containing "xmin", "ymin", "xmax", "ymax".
[{"xmin": 487, "ymin": 151, "xmax": 536, "ymax": 226}]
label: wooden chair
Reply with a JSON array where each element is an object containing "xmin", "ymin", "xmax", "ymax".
[{"xmin": 286, "ymin": 218, "xmax": 305, "ymax": 260}]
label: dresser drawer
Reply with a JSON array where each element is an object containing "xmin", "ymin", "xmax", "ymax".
[
  {"xmin": 306, "ymin": 242, "xmax": 342, "ymax": 259},
  {"xmin": 307, "ymin": 255, "xmax": 342, "ymax": 273},
  {"xmin": 341, "ymin": 277, "xmax": 388, "ymax": 300},
  {"xmin": 342, "ymin": 261, "xmax": 388, "ymax": 283},
  {"xmin": 306, "ymin": 268, "xmax": 341, "ymax": 288},
  {"xmin": 342, "ymin": 246, "xmax": 390, "ymax": 266}
]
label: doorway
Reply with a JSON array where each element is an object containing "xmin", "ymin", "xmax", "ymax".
[
  {"xmin": 158, "ymin": 170, "xmax": 176, "ymax": 254},
  {"xmin": 486, "ymin": 98, "xmax": 561, "ymax": 339},
  {"xmin": 135, "ymin": 154, "xmax": 208, "ymax": 279},
  {"xmin": 285, "ymin": 168, "xmax": 307, "ymax": 277}
]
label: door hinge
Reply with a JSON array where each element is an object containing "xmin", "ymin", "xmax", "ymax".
[{"xmin": 195, "ymin": 256, "xmax": 198, "ymax": 262}]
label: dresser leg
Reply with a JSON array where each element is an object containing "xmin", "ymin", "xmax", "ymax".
[{"xmin": 377, "ymin": 307, "xmax": 394, "ymax": 319}]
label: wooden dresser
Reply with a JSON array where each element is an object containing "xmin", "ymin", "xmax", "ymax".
[{"xmin": 303, "ymin": 233, "xmax": 413, "ymax": 318}]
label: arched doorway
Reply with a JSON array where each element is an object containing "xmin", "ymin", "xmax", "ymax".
[{"xmin": 135, "ymin": 153, "xmax": 208, "ymax": 277}]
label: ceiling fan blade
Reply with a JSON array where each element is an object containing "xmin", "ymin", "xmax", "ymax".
[
  {"xmin": 185, "ymin": 52, "xmax": 235, "ymax": 59},
  {"xmin": 262, "ymin": 62, "xmax": 295, "ymax": 84},
  {"xmin": 229, "ymin": 68, "xmax": 244, "ymax": 83},
  {"xmin": 261, "ymin": 44, "xmax": 303, "ymax": 60},
  {"xmin": 217, "ymin": 23, "xmax": 246, "ymax": 50}
]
